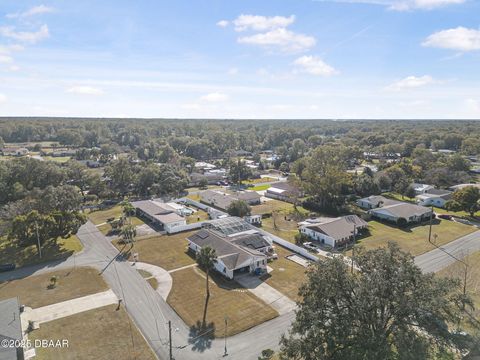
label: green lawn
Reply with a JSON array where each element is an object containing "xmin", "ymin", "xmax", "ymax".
[
  {"xmin": 251, "ymin": 199, "xmax": 308, "ymax": 217},
  {"xmin": 251, "ymin": 184, "xmax": 271, "ymax": 191},
  {"xmin": 0, "ymin": 234, "xmax": 82, "ymax": 268},
  {"xmin": 112, "ymin": 231, "xmax": 196, "ymax": 271},
  {"xmin": 88, "ymin": 205, "xmax": 144, "ymax": 232},
  {"xmin": 353, "ymin": 219, "xmax": 477, "ymax": 256},
  {"xmin": 42, "ymin": 156, "xmax": 72, "ymax": 163},
  {"xmin": 29, "ymin": 305, "xmax": 156, "ymax": 360},
  {"xmin": 0, "ymin": 267, "xmax": 108, "ymax": 308},
  {"xmin": 167, "ymin": 267, "xmax": 278, "ymax": 337},
  {"xmin": 261, "ymin": 217, "xmax": 299, "ymax": 244},
  {"xmin": 262, "ymin": 245, "xmax": 308, "ymax": 302},
  {"xmin": 244, "ymin": 177, "xmax": 277, "ymax": 184}
]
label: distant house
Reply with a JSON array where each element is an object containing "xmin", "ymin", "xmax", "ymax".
[
  {"xmin": 298, "ymin": 215, "xmax": 368, "ymax": 248},
  {"xmin": 415, "ymin": 189, "xmax": 452, "ymax": 208},
  {"xmin": 356, "ymin": 195, "xmax": 397, "ymax": 210},
  {"xmin": 200, "ymin": 190, "xmax": 261, "ymax": 211},
  {"xmin": 187, "ymin": 227, "xmax": 273, "ymax": 278},
  {"xmin": 189, "ymin": 172, "xmax": 225, "ymax": 186},
  {"xmin": 234, "ymin": 149, "xmax": 252, "ymax": 157},
  {"xmin": 132, "ymin": 200, "xmax": 186, "ymax": 233},
  {"xmin": 411, "ymin": 183, "xmax": 435, "ymax": 195},
  {"xmin": 194, "ymin": 161, "xmax": 217, "ymax": 172},
  {"xmin": 1, "ymin": 147, "xmax": 29, "ymax": 157},
  {"xmin": 265, "ymin": 182, "xmax": 303, "ymax": 203},
  {"xmin": 50, "ymin": 149, "xmax": 77, "ymax": 157},
  {"xmin": 0, "ymin": 297, "xmax": 23, "ymax": 360},
  {"xmin": 449, "ymin": 183, "xmax": 480, "ymax": 192},
  {"xmin": 369, "ymin": 202, "xmax": 432, "ymax": 224}
]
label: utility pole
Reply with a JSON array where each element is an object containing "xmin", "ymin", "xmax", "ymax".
[
  {"xmin": 168, "ymin": 320, "xmax": 173, "ymax": 360},
  {"xmin": 351, "ymin": 224, "xmax": 356, "ymax": 274},
  {"xmin": 35, "ymin": 221, "xmax": 42, "ymax": 259},
  {"xmin": 223, "ymin": 316, "xmax": 228, "ymax": 357}
]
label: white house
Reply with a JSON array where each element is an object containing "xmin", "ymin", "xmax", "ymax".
[
  {"xmin": 132, "ymin": 200, "xmax": 186, "ymax": 233},
  {"xmin": 415, "ymin": 189, "xmax": 452, "ymax": 208},
  {"xmin": 187, "ymin": 229, "xmax": 271, "ymax": 279},
  {"xmin": 411, "ymin": 183, "xmax": 435, "ymax": 195},
  {"xmin": 298, "ymin": 215, "xmax": 368, "ymax": 248},
  {"xmin": 356, "ymin": 195, "xmax": 397, "ymax": 210}
]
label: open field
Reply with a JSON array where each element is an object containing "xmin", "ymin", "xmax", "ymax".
[
  {"xmin": 353, "ymin": 219, "xmax": 477, "ymax": 256},
  {"xmin": 261, "ymin": 217, "xmax": 299, "ymax": 243},
  {"xmin": 251, "ymin": 199, "xmax": 308, "ymax": 217},
  {"xmin": 438, "ymin": 251, "xmax": 480, "ymax": 334},
  {"xmin": 0, "ymin": 234, "xmax": 82, "ymax": 268},
  {"xmin": 262, "ymin": 245, "xmax": 308, "ymax": 302},
  {"xmin": 167, "ymin": 267, "xmax": 278, "ymax": 337},
  {"xmin": 251, "ymin": 184, "xmax": 271, "ymax": 191},
  {"xmin": 42, "ymin": 156, "xmax": 72, "ymax": 163},
  {"xmin": 112, "ymin": 231, "xmax": 196, "ymax": 271},
  {"xmin": 88, "ymin": 205, "xmax": 145, "ymax": 225},
  {"xmin": 29, "ymin": 305, "xmax": 156, "ymax": 360},
  {"xmin": 0, "ymin": 267, "xmax": 108, "ymax": 308}
]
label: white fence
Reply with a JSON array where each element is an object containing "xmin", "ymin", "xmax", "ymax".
[{"xmin": 168, "ymin": 222, "xmax": 205, "ymax": 234}]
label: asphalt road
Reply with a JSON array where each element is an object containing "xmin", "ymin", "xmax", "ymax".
[
  {"xmin": 415, "ymin": 230, "xmax": 480, "ymax": 273},
  {"xmin": 2, "ymin": 223, "xmax": 479, "ymax": 360}
]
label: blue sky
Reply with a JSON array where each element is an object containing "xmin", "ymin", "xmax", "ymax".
[{"xmin": 0, "ymin": 0, "xmax": 479, "ymax": 118}]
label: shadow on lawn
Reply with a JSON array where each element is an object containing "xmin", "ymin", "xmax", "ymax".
[
  {"xmin": 370, "ymin": 218, "xmax": 441, "ymax": 233},
  {"xmin": 188, "ymin": 320, "xmax": 216, "ymax": 352}
]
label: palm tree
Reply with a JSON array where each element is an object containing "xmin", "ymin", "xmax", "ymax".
[
  {"xmin": 121, "ymin": 224, "xmax": 136, "ymax": 244},
  {"xmin": 196, "ymin": 246, "xmax": 217, "ymax": 327}
]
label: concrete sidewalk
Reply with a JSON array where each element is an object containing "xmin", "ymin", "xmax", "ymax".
[
  {"xmin": 25, "ymin": 289, "xmax": 118, "ymax": 324},
  {"xmin": 133, "ymin": 262, "xmax": 173, "ymax": 300},
  {"xmin": 236, "ymin": 274, "xmax": 296, "ymax": 315}
]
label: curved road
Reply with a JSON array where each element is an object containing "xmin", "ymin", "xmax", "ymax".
[{"xmin": 2, "ymin": 223, "xmax": 479, "ymax": 360}]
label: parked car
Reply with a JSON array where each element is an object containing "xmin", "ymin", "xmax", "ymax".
[
  {"xmin": 303, "ymin": 242, "xmax": 317, "ymax": 251},
  {"xmin": 438, "ymin": 214, "xmax": 453, "ymax": 220},
  {"xmin": 0, "ymin": 263, "xmax": 16, "ymax": 272}
]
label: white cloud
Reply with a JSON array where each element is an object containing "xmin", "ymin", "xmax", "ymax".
[
  {"xmin": 217, "ymin": 20, "xmax": 229, "ymax": 28},
  {"xmin": 293, "ymin": 56, "xmax": 337, "ymax": 76},
  {"xmin": 316, "ymin": 0, "xmax": 465, "ymax": 10},
  {"xmin": 0, "ymin": 25, "xmax": 49, "ymax": 44},
  {"xmin": 0, "ymin": 54, "xmax": 14, "ymax": 64},
  {"xmin": 0, "ymin": 94, "xmax": 6, "ymax": 103},
  {"xmin": 423, "ymin": 27, "xmax": 480, "ymax": 52},
  {"xmin": 7, "ymin": 5, "xmax": 55, "ymax": 18},
  {"xmin": 233, "ymin": 14, "xmax": 295, "ymax": 32},
  {"xmin": 199, "ymin": 92, "xmax": 229, "ymax": 102},
  {"xmin": 9, "ymin": 65, "xmax": 20, "ymax": 72},
  {"xmin": 238, "ymin": 28, "xmax": 316, "ymax": 53},
  {"xmin": 67, "ymin": 86, "xmax": 104, "ymax": 95},
  {"xmin": 228, "ymin": 67, "xmax": 239, "ymax": 75},
  {"xmin": 465, "ymin": 98, "xmax": 480, "ymax": 113},
  {"xmin": 386, "ymin": 75, "xmax": 436, "ymax": 91}
]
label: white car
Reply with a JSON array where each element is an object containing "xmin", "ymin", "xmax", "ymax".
[{"xmin": 303, "ymin": 242, "xmax": 317, "ymax": 251}]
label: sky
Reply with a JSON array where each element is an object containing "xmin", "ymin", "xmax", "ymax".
[{"xmin": 0, "ymin": 0, "xmax": 479, "ymax": 119}]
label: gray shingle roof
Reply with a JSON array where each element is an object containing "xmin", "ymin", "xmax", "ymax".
[
  {"xmin": 132, "ymin": 200, "xmax": 184, "ymax": 224},
  {"xmin": 373, "ymin": 203, "xmax": 432, "ymax": 218},
  {"xmin": 305, "ymin": 215, "xmax": 367, "ymax": 241}
]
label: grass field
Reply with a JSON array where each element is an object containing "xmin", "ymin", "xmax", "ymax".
[
  {"xmin": 0, "ymin": 267, "xmax": 108, "ymax": 308},
  {"xmin": 244, "ymin": 177, "xmax": 276, "ymax": 184},
  {"xmin": 167, "ymin": 267, "xmax": 278, "ymax": 337},
  {"xmin": 88, "ymin": 205, "xmax": 144, "ymax": 234},
  {"xmin": 353, "ymin": 219, "xmax": 477, "ymax": 256},
  {"xmin": 251, "ymin": 184, "xmax": 271, "ymax": 191},
  {"xmin": 262, "ymin": 245, "xmax": 308, "ymax": 302},
  {"xmin": 186, "ymin": 210, "xmax": 210, "ymax": 224},
  {"xmin": 0, "ymin": 234, "xmax": 82, "ymax": 268},
  {"xmin": 112, "ymin": 231, "xmax": 196, "ymax": 271},
  {"xmin": 42, "ymin": 156, "xmax": 72, "ymax": 163},
  {"xmin": 251, "ymin": 199, "xmax": 308, "ymax": 217},
  {"xmin": 29, "ymin": 305, "xmax": 156, "ymax": 360},
  {"xmin": 261, "ymin": 217, "xmax": 299, "ymax": 243}
]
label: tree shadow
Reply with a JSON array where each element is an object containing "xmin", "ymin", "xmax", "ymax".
[{"xmin": 188, "ymin": 320, "xmax": 215, "ymax": 352}]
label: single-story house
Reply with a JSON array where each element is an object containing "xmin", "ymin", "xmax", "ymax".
[
  {"xmin": 369, "ymin": 202, "xmax": 433, "ymax": 224},
  {"xmin": 415, "ymin": 189, "xmax": 452, "ymax": 208},
  {"xmin": 449, "ymin": 183, "xmax": 480, "ymax": 192},
  {"xmin": 132, "ymin": 200, "xmax": 186, "ymax": 233},
  {"xmin": 411, "ymin": 183, "xmax": 435, "ymax": 195},
  {"xmin": 187, "ymin": 228, "xmax": 272, "ymax": 278},
  {"xmin": 1, "ymin": 147, "xmax": 29, "ymax": 157},
  {"xmin": 200, "ymin": 190, "xmax": 261, "ymax": 211},
  {"xmin": 265, "ymin": 182, "xmax": 303, "ymax": 203},
  {"xmin": 189, "ymin": 172, "xmax": 225, "ymax": 186},
  {"xmin": 0, "ymin": 297, "xmax": 23, "ymax": 360},
  {"xmin": 299, "ymin": 215, "xmax": 368, "ymax": 248},
  {"xmin": 244, "ymin": 214, "xmax": 262, "ymax": 225},
  {"xmin": 194, "ymin": 161, "xmax": 217, "ymax": 171},
  {"xmin": 356, "ymin": 195, "xmax": 397, "ymax": 210}
]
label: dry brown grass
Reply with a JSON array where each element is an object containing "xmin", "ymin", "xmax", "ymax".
[
  {"xmin": 29, "ymin": 304, "xmax": 157, "ymax": 360},
  {"xmin": 112, "ymin": 231, "xmax": 196, "ymax": 271},
  {"xmin": 0, "ymin": 267, "xmax": 108, "ymax": 308},
  {"xmin": 262, "ymin": 245, "xmax": 308, "ymax": 302},
  {"xmin": 167, "ymin": 267, "xmax": 278, "ymax": 337}
]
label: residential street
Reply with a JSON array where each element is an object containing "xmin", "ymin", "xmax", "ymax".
[
  {"xmin": 415, "ymin": 230, "xmax": 480, "ymax": 273},
  {"xmin": 2, "ymin": 223, "xmax": 479, "ymax": 360}
]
